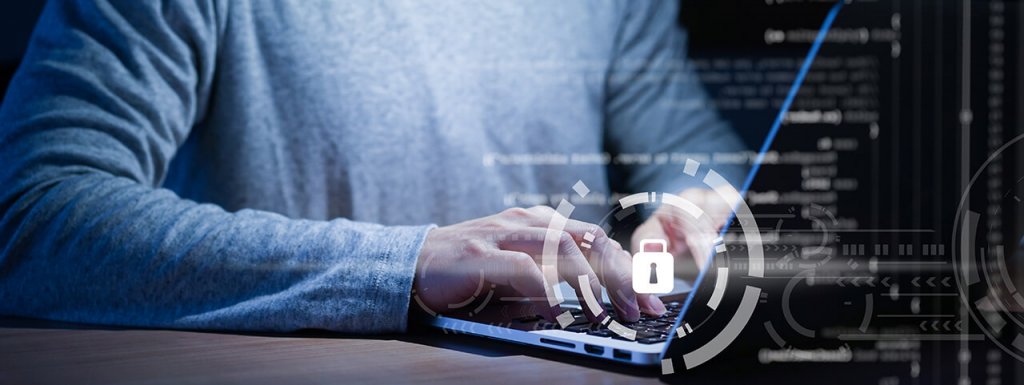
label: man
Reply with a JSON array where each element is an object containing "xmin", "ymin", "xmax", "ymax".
[{"xmin": 0, "ymin": 1, "xmax": 746, "ymax": 333}]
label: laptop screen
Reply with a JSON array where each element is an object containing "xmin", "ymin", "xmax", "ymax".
[{"xmin": 658, "ymin": 1, "xmax": 845, "ymax": 373}]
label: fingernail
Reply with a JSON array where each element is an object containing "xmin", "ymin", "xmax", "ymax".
[
  {"xmin": 639, "ymin": 294, "xmax": 667, "ymax": 316},
  {"xmin": 649, "ymin": 295, "xmax": 668, "ymax": 315}
]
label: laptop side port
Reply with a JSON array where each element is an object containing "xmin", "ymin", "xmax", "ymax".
[
  {"xmin": 583, "ymin": 344, "xmax": 604, "ymax": 355},
  {"xmin": 612, "ymin": 349, "xmax": 632, "ymax": 361},
  {"xmin": 538, "ymin": 338, "xmax": 575, "ymax": 349}
]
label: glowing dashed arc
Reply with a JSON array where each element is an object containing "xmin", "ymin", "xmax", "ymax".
[{"xmin": 541, "ymin": 0, "xmax": 844, "ymax": 373}]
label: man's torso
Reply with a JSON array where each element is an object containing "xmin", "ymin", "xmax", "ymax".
[{"xmin": 164, "ymin": 0, "xmax": 626, "ymax": 225}]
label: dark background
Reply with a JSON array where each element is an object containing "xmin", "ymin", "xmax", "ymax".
[
  {"xmin": 678, "ymin": 1, "xmax": 1024, "ymax": 383},
  {"xmin": 0, "ymin": 2, "xmax": 45, "ymax": 102}
]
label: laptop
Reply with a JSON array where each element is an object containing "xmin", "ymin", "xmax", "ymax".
[
  {"xmin": 427, "ymin": 277, "xmax": 695, "ymax": 365},
  {"xmin": 422, "ymin": 1, "xmax": 844, "ymax": 370}
]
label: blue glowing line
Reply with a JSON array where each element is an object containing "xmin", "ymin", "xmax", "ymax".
[
  {"xmin": 741, "ymin": 1, "xmax": 844, "ymax": 196},
  {"xmin": 663, "ymin": 1, "xmax": 844, "ymax": 358}
]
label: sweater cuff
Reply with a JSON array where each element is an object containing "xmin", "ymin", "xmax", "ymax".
[{"xmin": 342, "ymin": 223, "xmax": 434, "ymax": 333}]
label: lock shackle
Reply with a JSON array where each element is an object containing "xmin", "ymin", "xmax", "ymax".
[{"xmin": 639, "ymin": 239, "xmax": 668, "ymax": 253}]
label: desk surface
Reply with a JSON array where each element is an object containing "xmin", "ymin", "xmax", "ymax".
[
  {"xmin": 0, "ymin": 317, "xmax": 671, "ymax": 385},
  {"xmin": 0, "ymin": 316, "xmax": 967, "ymax": 385}
]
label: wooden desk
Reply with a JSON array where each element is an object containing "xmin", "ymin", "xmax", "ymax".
[
  {"xmin": 0, "ymin": 317, "xmax": 665, "ymax": 385},
  {"xmin": 3, "ymin": 316, "xmax": 975, "ymax": 384}
]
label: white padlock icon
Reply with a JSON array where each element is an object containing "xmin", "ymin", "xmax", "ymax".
[{"xmin": 632, "ymin": 239, "xmax": 674, "ymax": 294}]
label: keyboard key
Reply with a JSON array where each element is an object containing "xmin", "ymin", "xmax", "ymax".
[
  {"xmin": 564, "ymin": 323, "xmax": 597, "ymax": 333},
  {"xmin": 637, "ymin": 325, "xmax": 671, "ymax": 335},
  {"xmin": 565, "ymin": 317, "xmax": 590, "ymax": 327},
  {"xmin": 534, "ymin": 322, "xmax": 560, "ymax": 330},
  {"xmin": 513, "ymin": 314, "xmax": 542, "ymax": 323},
  {"xmin": 611, "ymin": 331, "xmax": 661, "ymax": 341},
  {"xmin": 637, "ymin": 337, "xmax": 667, "ymax": 344}
]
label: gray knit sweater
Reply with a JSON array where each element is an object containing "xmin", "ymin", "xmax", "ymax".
[{"xmin": 0, "ymin": 0, "xmax": 745, "ymax": 333}]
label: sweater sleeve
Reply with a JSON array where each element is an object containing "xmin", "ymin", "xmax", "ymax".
[
  {"xmin": 0, "ymin": 0, "xmax": 430, "ymax": 333},
  {"xmin": 605, "ymin": 0, "xmax": 749, "ymax": 193}
]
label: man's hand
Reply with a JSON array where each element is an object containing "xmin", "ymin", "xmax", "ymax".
[
  {"xmin": 631, "ymin": 188, "xmax": 733, "ymax": 272},
  {"xmin": 413, "ymin": 206, "xmax": 666, "ymax": 323}
]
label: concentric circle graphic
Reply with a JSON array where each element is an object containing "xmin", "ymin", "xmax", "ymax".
[
  {"xmin": 796, "ymin": 204, "xmax": 838, "ymax": 269},
  {"xmin": 542, "ymin": 159, "xmax": 765, "ymax": 373},
  {"xmin": 953, "ymin": 133, "xmax": 1024, "ymax": 363}
]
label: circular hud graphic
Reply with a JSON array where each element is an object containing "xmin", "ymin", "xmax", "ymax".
[
  {"xmin": 953, "ymin": 133, "xmax": 1024, "ymax": 363},
  {"xmin": 542, "ymin": 159, "xmax": 766, "ymax": 373}
]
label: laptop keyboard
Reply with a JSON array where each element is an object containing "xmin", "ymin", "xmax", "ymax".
[{"xmin": 533, "ymin": 301, "xmax": 683, "ymax": 344}]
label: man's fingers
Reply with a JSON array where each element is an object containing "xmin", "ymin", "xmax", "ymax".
[
  {"xmin": 587, "ymin": 246, "xmax": 641, "ymax": 322},
  {"xmin": 634, "ymin": 212, "xmax": 718, "ymax": 269},
  {"xmin": 486, "ymin": 250, "xmax": 560, "ymax": 322},
  {"xmin": 568, "ymin": 242, "xmax": 641, "ymax": 322},
  {"xmin": 553, "ymin": 232, "xmax": 611, "ymax": 323},
  {"xmin": 663, "ymin": 211, "xmax": 718, "ymax": 268},
  {"xmin": 504, "ymin": 207, "xmax": 642, "ymax": 322},
  {"xmin": 491, "ymin": 229, "xmax": 606, "ymax": 322},
  {"xmin": 637, "ymin": 293, "xmax": 667, "ymax": 316},
  {"xmin": 627, "ymin": 223, "xmax": 677, "ymax": 318},
  {"xmin": 559, "ymin": 218, "xmax": 606, "ymax": 243},
  {"xmin": 518, "ymin": 207, "xmax": 609, "ymax": 247},
  {"xmin": 551, "ymin": 217, "xmax": 649, "ymax": 323},
  {"xmin": 499, "ymin": 226, "xmax": 641, "ymax": 323}
]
